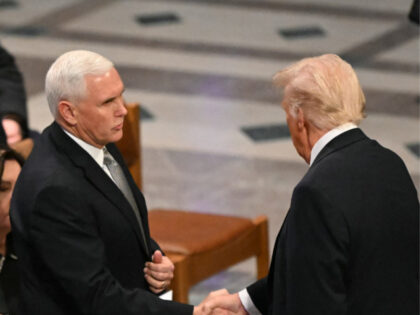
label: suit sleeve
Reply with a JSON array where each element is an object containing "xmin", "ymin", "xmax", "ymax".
[
  {"xmin": 284, "ymin": 184, "xmax": 350, "ymax": 315},
  {"xmin": 149, "ymin": 238, "xmax": 162, "ymax": 255},
  {"xmin": 30, "ymin": 185, "xmax": 193, "ymax": 315},
  {"xmin": 246, "ymin": 277, "xmax": 269, "ymax": 314}
]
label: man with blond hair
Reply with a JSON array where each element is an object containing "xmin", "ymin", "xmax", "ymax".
[{"xmin": 202, "ymin": 54, "xmax": 419, "ymax": 315}]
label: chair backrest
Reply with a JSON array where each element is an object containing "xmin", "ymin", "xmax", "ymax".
[
  {"xmin": 10, "ymin": 138, "xmax": 34, "ymax": 160},
  {"xmin": 115, "ymin": 103, "xmax": 142, "ymax": 190}
]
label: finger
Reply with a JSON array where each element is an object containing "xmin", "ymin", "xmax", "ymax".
[
  {"xmin": 149, "ymin": 281, "xmax": 168, "ymax": 294},
  {"xmin": 202, "ymin": 289, "xmax": 230, "ymax": 305},
  {"xmin": 149, "ymin": 286, "xmax": 162, "ymax": 294},
  {"xmin": 209, "ymin": 288, "xmax": 229, "ymax": 297},
  {"xmin": 145, "ymin": 273, "xmax": 168, "ymax": 290},
  {"xmin": 147, "ymin": 277, "xmax": 169, "ymax": 294},
  {"xmin": 144, "ymin": 267, "xmax": 173, "ymax": 281},
  {"xmin": 145, "ymin": 262, "xmax": 174, "ymax": 273},
  {"xmin": 211, "ymin": 308, "xmax": 232, "ymax": 315},
  {"xmin": 149, "ymin": 286, "xmax": 164, "ymax": 294},
  {"xmin": 152, "ymin": 250, "xmax": 163, "ymax": 264},
  {"xmin": 199, "ymin": 303, "xmax": 231, "ymax": 315},
  {"xmin": 205, "ymin": 295, "xmax": 240, "ymax": 313},
  {"xmin": 146, "ymin": 257, "xmax": 174, "ymax": 272}
]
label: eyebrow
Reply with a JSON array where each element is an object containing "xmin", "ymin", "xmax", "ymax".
[
  {"xmin": 102, "ymin": 96, "xmax": 117, "ymax": 104},
  {"xmin": 102, "ymin": 88, "xmax": 125, "ymax": 105}
]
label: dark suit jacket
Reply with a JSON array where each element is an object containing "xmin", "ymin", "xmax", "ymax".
[
  {"xmin": 247, "ymin": 129, "xmax": 419, "ymax": 315},
  {"xmin": 0, "ymin": 234, "xmax": 21, "ymax": 315},
  {"xmin": 0, "ymin": 45, "xmax": 27, "ymax": 120},
  {"xmin": 10, "ymin": 122, "xmax": 193, "ymax": 315}
]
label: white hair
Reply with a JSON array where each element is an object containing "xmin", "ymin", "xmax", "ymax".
[{"xmin": 45, "ymin": 50, "xmax": 114, "ymax": 118}]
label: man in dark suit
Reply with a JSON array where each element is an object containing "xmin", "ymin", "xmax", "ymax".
[
  {"xmin": 9, "ymin": 50, "xmax": 207, "ymax": 314},
  {"xmin": 201, "ymin": 54, "xmax": 419, "ymax": 315}
]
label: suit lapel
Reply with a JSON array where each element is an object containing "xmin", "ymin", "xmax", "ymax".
[
  {"xmin": 106, "ymin": 143, "xmax": 152, "ymax": 256},
  {"xmin": 48, "ymin": 122, "xmax": 150, "ymax": 257},
  {"xmin": 311, "ymin": 128, "xmax": 368, "ymax": 168}
]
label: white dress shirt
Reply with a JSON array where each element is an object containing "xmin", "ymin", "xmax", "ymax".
[
  {"xmin": 238, "ymin": 122, "xmax": 358, "ymax": 314},
  {"xmin": 309, "ymin": 122, "xmax": 357, "ymax": 166}
]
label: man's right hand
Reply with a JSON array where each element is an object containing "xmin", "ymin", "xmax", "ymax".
[{"xmin": 193, "ymin": 289, "xmax": 248, "ymax": 315}]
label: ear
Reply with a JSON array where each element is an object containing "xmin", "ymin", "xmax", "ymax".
[
  {"xmin": 58, "ymin": 101, "xmax": 77, "ymax": 126},
  {"xmin": 296, "ymin": 107, "xmax": 306, "ymax": 131},
  {"xmin": 296, "ymin": 107, "xmax": 313, "ymax": 164}
]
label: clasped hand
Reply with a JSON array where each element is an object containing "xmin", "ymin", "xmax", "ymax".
[{"xmin": 144, "ymin": 250, "xmax": 174, "ymax": 294}]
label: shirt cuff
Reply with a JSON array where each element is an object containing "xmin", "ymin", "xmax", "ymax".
[{"xmin": 238, "ymin": 289, "xmax": 261, "ymax": 315}]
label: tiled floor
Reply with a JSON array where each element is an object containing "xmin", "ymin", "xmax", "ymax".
[{"xmin": 0, "ymin": 0, "xmax": 418, "ymax": 306}]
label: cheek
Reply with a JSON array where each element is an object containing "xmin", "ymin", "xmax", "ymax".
[
  {"xmin": 290, "ymin": 131, "xmax": 305, "ymax": 156},
  {"xmin": 0, "ymin": 195, "xmax": 10, "ymax": 215},
  {"xmin": 291, "ymin": 136, "xmax": 302, "ymax": 153},
  {"xmin": 91, "ymin": 115, "xmax": 111, "ymax": 130}
]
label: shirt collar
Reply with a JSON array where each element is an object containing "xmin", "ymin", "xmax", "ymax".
[
  {"xmin": 310, "ymin": 123, "xmax": 358, "ymax": 166},
  {"xmin": 62, "ymin": 129, "xmax": 105, "ymax": 167}
]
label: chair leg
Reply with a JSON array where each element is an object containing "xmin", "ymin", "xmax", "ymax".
[
  {"xmin": 172, "ymin": 282, "xmax": 190, "ymax": 304},
  {"xmin": 253, "ymin": 215, "xmax": 269, "ymax": 279},
  {"xmin": 170, "ymin": 255, "xmax": 191, "ymax": 303}
]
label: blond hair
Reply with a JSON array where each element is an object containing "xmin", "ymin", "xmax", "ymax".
[{"xmin": 274, "ymin": 54, "xmax": 365, "ymax": 130}]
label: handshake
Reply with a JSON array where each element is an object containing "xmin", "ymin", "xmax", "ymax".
[
  {"xmin": 193, "ymin": 289, "xmax": 247, "ymax": 315},
  {"xmin": 144, "ymin": 250, "xmax": 249, "ymax": 314}
]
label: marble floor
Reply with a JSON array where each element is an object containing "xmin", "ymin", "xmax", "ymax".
[{"xmin": 0, "ymin": 0, "xmax": 419, "ymax": 306}]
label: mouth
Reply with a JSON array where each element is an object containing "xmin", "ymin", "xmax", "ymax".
[{"xmin": 114, "ymin": 122, "xmax": 124, "ymax": 130}]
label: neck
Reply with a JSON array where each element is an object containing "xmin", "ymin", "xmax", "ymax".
[
  {"xmin": 303, "ymin": 124, "xmax": 327, "ymax": 164},
  {"xmin": 57, "ymin": 120, "xmax": 79, "ymax": 141},
  {"xmin": 58, "ymin": 121, "xmax": 105, "ymax": 150},
  {"xmin": 308, "ymin": 127, "xmax": 327, "ymax": 149}
]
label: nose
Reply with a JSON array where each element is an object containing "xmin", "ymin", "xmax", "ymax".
[{"xmin": 115, "ymin": 97, "xmax": 128, "ymax": 117}]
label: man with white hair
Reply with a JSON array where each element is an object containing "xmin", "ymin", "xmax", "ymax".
[
  {"xmin": 10, "ymin": 50, "xmax": 198, "ymax": 314},
  {"xmin": 201, "ymin": 54, "xmax": 419, "ymax": 315}
]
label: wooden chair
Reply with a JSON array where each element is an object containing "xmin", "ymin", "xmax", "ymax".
[
  {"xmin": 116, "ymin": 103, "xmax": 269, "ymax": 303},
  {"xmin": 116, "ymin": 103, "xmax": 142, "ymax": 189},
  {"xmin": 10, "ymin": 138, "xmax": 34, "ymax": 160},
  {"xmin": 148, "ymin": 209, "xmax": 269, "ymax": 303}
]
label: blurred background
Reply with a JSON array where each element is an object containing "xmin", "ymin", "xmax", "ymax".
[{"xmin": 0, "ymin": 0, "xmax": 418, "ymax": 304}]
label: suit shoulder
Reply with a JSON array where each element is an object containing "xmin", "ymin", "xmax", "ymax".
[
  {"xmin": 17, "ymin": 143, "xmax": 86, "ymax": 201},
  {"xmin": 313, "ymin": 136, "xmax": 407, "ymax": 175}
]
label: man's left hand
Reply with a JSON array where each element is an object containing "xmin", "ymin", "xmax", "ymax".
[{"xmin": 144, "ymin": 250, "xmax": 174, "ymax": 294}]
